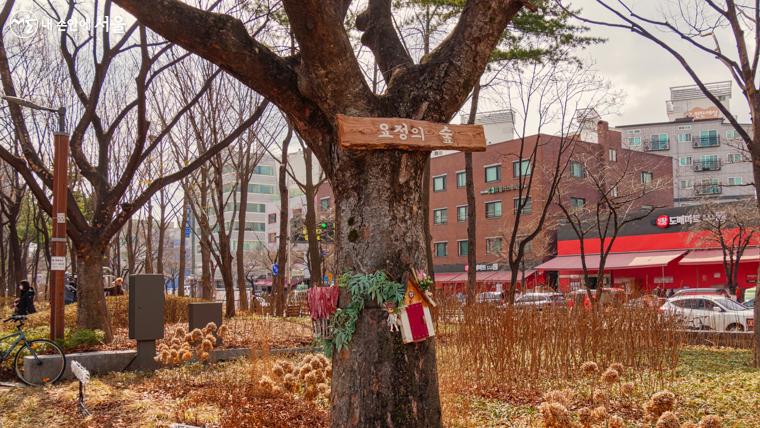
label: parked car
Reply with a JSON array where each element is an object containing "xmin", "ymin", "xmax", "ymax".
[
  {"xmin": 661, "ymin": 295, "xmax": 755, "ymax": 331},
  {"xmin": 625, "ymin": 294, "xmax": 663, "ymax": 309},
  {"xmin": 744, "ymin": 299, "xmax": 754, "ymax": 309},
  {"xmin": 514, "ymin": 292, "xmax": 565, "ymax": 309},
  {"xmin": 476, "ymin": 291, "xmax": 503, "ymax": 304},
  {"xmin": 567, "ymin": 288, "xmax": 626, "ymax": 310},
  {"xmin": 671, "ymin": 287, "xmax": 730, "ymax": 298}
]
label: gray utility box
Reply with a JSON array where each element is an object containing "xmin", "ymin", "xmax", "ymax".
[
  {"xmin": 128, "ymin": 274, "xmax": 165, "ymax": 341},
  {"xmin": 188, "ymin": 302, "xmax": 223, "ymax": 331}
]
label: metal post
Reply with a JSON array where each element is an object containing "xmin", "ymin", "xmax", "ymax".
[{"xmin": 50, "ymin": 130, "xmax": 68, "ymax": 340}]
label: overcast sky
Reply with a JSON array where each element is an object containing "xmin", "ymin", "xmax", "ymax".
[{"xmin": 572, "ymin": 0, "xmax": 750, "ymax": 126}]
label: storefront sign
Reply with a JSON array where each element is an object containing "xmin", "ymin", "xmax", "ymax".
[
  {"xmin": 476, "ymin": 263, "xmax": 499, "ymax": 272},
  {"xmin": 655, "ymin": 212, "xmax": 725, "ymax": 229},
  {"xmin": 685, "ymin": 106, "xmax": 721, "ymax": 120},
  {"xmin": 748, "ymin": 274, "xmax": 758, "ymax": 284},
  {"xmin": 654, "ymin": 276, "xmax": 674, "ymax": 284},
  {"xmin": 480, "ymin": 184, "xmax": 521, "ymax": 195}
]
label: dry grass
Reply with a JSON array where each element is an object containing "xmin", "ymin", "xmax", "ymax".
[{"xmin": 435, "ymin": 301, "xmax": 682, "ymax": 399}]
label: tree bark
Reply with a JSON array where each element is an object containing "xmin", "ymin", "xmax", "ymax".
[
  {"xmin": 156, "ymin": 191, "xmax": 168, "ymax": 275},
  {"xmin": 303, "ymin": 147, "xmax": 322, "ymax": 288},
  {"xmin": 178, "ymin": 199, "xmax": 188, "ymax": 297},
  {"xmin": 330, "ymin": 149, "xmax": 441, "ymax": 427},
  {"xmin": 275, "ymin": 133, "xmax": 291, "ymax": 315},
  {"xmin": 465, "ymin": 82, "xmax": 480, "ymax": 305},
  {"xmin": 236, "ymin": 162, "xmax": 251, "ymax": 311},
  {"xmin": 75, "ymin": 242, "xmax": 113, "ymax": 340},
  {"xmin": 144, "ymin": 203, "xmax": 154, "ymax": 274}
]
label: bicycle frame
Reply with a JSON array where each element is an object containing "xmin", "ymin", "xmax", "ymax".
[{"xmin": 0, "ymin": 329, "xmax": 26, "ymax": 362}]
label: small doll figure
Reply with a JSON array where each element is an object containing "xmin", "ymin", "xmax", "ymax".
[{"xmin": 384, "ymin": 301, "xmax": 400, "ymax": 332}]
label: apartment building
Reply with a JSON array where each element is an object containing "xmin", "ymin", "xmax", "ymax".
[
  {"xmin": 425, "ymin": 121, "xmax": 673, "ymax": 277},
  {"xmin": 314, "ymin": 117, "xmax": 673, "ymax": 288},
  {"xmin": 615, "ymin": 82, "xmax": 755, "ymax": 206}
]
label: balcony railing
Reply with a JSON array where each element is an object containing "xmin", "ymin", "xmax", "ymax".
[
  {"xmin": 644, "ymin": 141, "xmax": 670, "ymax": 151},
  {"xmin": 692, "ymin": 135, "xmax": 720, "ymax": 148},
  {"xmin": 692, "ymin": 159, "xmax": 722, "ymax": 172},
  {"xmin": 694, "ymin": 183, "xmax": 722, "ymax": 195}
]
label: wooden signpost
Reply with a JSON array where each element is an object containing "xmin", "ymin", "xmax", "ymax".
[{"xmin": 336, "ymin": 114, "xmax": 487, "ymax": 152}]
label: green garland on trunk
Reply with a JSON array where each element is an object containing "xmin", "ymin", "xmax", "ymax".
[{"xmin": 321, "ymin": 271, "xmax": 405, "ymax": 357}]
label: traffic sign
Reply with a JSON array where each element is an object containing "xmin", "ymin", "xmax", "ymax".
[{"xmin": 272, "ymin": 264, "xmax": 279, "ymax": 276}]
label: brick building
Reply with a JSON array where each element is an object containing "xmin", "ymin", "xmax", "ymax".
[{"xmin": 315, "ymin": 121, "xmax": 674, "ymax": 290}]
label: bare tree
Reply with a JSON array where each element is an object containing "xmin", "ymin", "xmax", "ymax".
[
  {"xmin": 556, "ymin": 151, "xmax": 671, "ymax": 306},
  {"xmin": 111, "ymin": 0, "xmax": 532, "ymax": 424},
  {"xmin": 689, "ymin": 199, "xmax": 759, "ymax": 296},
  {"xmin": 0, "ymin": 1, "xmax": 271, "ymax": 338}
]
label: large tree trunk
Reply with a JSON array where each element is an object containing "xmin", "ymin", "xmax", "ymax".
[
  {"xmin": 330, "ymin": 150, "xmax": 441, "ymax": 427},
  {"xmin": 75, "ymin": 242, "xmax": 113, "ymax": 341}
]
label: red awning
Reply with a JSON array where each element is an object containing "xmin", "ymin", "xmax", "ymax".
[
  {"xmin": 535, "ymin": 250, "xmax": 687, "ymax": 271},
  {"xmin": 679, "ymin": 247, "xmax": 760, "ymax": 265},
  {"xmin": 434, "ymin": 271, "xmax": 536, "ymax": 283}
]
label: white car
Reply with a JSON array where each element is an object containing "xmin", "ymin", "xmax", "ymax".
[{"xmin": 661, "ymin": 295, "xmax": 755, "ymax": 332}]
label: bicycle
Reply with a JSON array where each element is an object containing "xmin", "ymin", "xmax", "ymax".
[{"xmin": 1, "ymin": 315, "xmax": 66, "ymax": 386}]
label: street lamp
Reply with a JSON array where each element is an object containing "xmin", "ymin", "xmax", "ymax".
[{"xmin": 1, "ymin": 94, "xmax": 68, "ymax": 340}]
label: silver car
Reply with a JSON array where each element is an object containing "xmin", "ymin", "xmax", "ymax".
[{"xmin": 661, "ymin": 295, "xmax": 755, "ymax": 331}]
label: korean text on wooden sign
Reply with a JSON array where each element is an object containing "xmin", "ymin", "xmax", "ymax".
[{"xmin": 336, "ymin": 115, "xmax": 486, "ymax": 152}]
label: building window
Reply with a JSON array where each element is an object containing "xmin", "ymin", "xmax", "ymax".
[
  {"xmin": 728, "ymin": 177, "xmax": 743, "ymax": 186},
  {"xmin": 679, "ymin": 179, "xmax": 693, "ymax": 190},
  {"xmin": 610, "ymin": 186, "xmax": 619, "ymax": 198},
  {"xmin": 456, "ymin": 171, "xmax": 466, "ymax": 188},
  {"xmin": 250, "ymin": 203, "xmax": 266, "ymax": 213},
  {"xmin": 486, "ymin": 238, "xmax": 502, "ymax": 255},
  {"xmin": 268, "ymin": 233, "xmax": 277, "ymax": 243},
  {"xmin": 570, "ymin": 197, "xmax": 585, "ymax": 208},
  {"xmin": 678, "ymin": 156, "xmax": 692, "ymax": 167},
  {"xmin": 570, "ymin": 161, "xmax": 585, "ymax": 178},
  {"xmin": 512, "ymin": 160, "xmax": 531, "ymax": 177},
  {"xmin": 268, "ymin": 213, "xmax": 277, "ymax": 224},
  {"xmin": 625, "ymin": 129, "xmax": 640, "ymax": 134},
  {"xmin": 677, "ymin": 133, "xmax": 691, "ymax": 143},
  {"xmin": 253, "ymin": 165, "xmax": 275, "ymax": 175},
  {"xmin": 456, "ymin": 205, "xmax": 467, "ymax": 222},
  {"xmin": 320, "ymin": 197, "xmax": 330, "ymax": 211},
  {"xmin": 485, "ymin": 164, "xmax": 501, "ymax": 183},
  {"xmin": 433, "ymin": 175, "xmax": 446, "ymax": 192},
  {"xmin": 641, "ymin": 171, "xmax": 653, "ymax": 184},
  {"xmin": 727, "ymin": 153, "xmax": 744, "ymax": 163},
  {"xmin": 458, "ymin": 240, "xmax": 468, "ymax": 256},
  {"xmin": 608, "ymin": 149, "xmax": 617, "ymax": 162},
  {"xmin": 433, "ymin": 208, "xmax": 448, "ymax": 225},
  {"xmin": 513, "ymin": 197, "xmax": 532, "ymax": 214},
  {"xmin": 485, "ymin": 201, "xmax": 502, "ymax": 218},
  {"xmin": 236, "ymin": 221, "xmax": 266, "ymax": 232},
  {"xmin": 249, "ymin": 183, "xmax": 274, "ymax": 194},
  {"xmin": 726, "ymin": 129, "xmax": 736, "ymax": 139},
  {"xmin": 627, "ymin": 137, "xmax": 641, "ymax": 146},
  {"xmin": 434, "ymin": 242, "xmax": 448, "ymax": 257}
]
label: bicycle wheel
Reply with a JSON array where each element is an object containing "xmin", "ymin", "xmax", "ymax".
[{"xmin": 14, "ymin": 339, "xmax": 66, "ymax": 386}]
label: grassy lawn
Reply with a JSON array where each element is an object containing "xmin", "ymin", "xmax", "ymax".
[{"xmin": 0, "ymin": 346, "xmax": 757, "ymax": 427}]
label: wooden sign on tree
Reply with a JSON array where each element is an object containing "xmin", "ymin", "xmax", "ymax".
[{"xmin": 336, "ymin": 114, "xmax": 487, "ymax": 152}]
